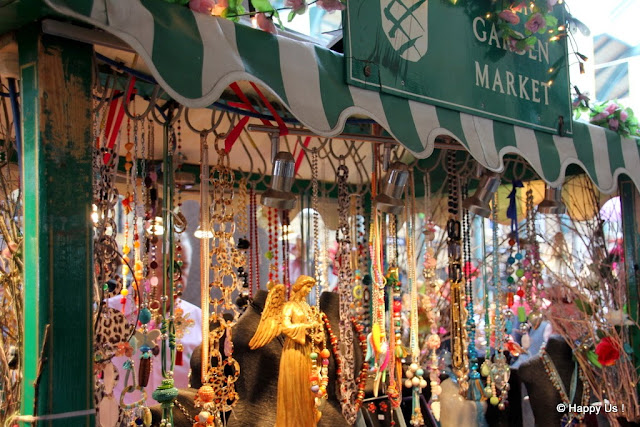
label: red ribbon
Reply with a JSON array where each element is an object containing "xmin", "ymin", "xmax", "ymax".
[
  {"xmin": 102, "ymin": 77, "xmax": 136, "ymax": 165},
  {"xmin": 293, "ymin": 136, "xmax": 311, "ymax": 176},
  {"xmin": 224, "ymin": 82, "xmax": 288, "ymax": 153}
]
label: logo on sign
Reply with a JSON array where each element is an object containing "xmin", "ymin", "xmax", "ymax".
[{"xmin": 381, "ymin": 0, "xmax": 429, "ymax": 62}]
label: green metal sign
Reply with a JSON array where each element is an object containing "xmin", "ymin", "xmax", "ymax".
[{"xmin": 344, "ymin": 0, "xmax": 572, "ymax": 135}]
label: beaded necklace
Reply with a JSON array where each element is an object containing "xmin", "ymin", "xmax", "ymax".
[
  {"xmin": 405, "ymin": 172, "xmax": 426, "ymax": 426},
  {"xmin": 462, "ymin": 183, "xmax": 483, "ymax": 401},
  {"xmin": 446, "ymin": 151, "xmax": 469, "ymax": 395},
  {"xmin": 523, "ymin": 188, "xmax": 543, "ymax": 331},
  {"xmin": 335, "ymin": 163, "xmax": 359, "ymax": 424},
  {"xmin": 369, "ymin": 147, "xmax": 387, "ymax": 398},
  {"xmin": 422, "ymin": 173, "xmax": 442, "ymax": 420},
  {"xmin": 539, "ymin": 347, "xmax": 591, "ymax": 425},
  {"xmin": 322, "ymin": 313, "xmax": 369, "ymax": 412},
  {"xmin": 489, "ymin": 193, "xmax": 510, "ymax": 410}
]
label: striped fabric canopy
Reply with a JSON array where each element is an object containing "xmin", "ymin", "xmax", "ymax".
[{"xmin": 45, "ymin": 0, "xmax": 640, "ymax": 194}]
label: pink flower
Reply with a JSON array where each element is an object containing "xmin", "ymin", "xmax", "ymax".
[
  {"xmin": 621, "ymin": 110, "xmax": 629, "ymax": 121},
  {"xmin": 605, "ymin": 102, "xmax": 619, "ymax": 115},
  {"xmin": 285, "ymin": 0, "xmax": 306, "ymax": 13},
  {"xmin": 592, "ymin": 112, "xmax": 608, "ymax": 122},
  {"xmin": 547, "ymin": 0, "xmax": 558, "ymax": 11},
  {"xmin": 506, "ymin": 37, "xmax": 530, "ymax": 54},
  {"xmin": 525, "ymin": 13, "xmax": 546, "ymax": 33},
  {"xmin": 256, "ymin": 13, "xmax": 277, "ymax": 34},
  {"xmin": 316, "ymin": 0, "xmax": 345, "ymax": 12},
  {"xmin": 498, "ymin": 9, "xmax": 520, "ymax": 25},
  {"xmin": 189, "ymin": 0, "xmax": 216, "ymax": 14},
  {"xmin": 609, "ymin": 118, "xmax": 619, "ymax": 131}
]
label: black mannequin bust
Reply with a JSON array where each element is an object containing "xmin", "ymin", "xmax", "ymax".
[
  {"xmin": 518, "ymin": 335, "xmax": 586, "ymax": 427},
  {"xmin": 152, "ymin": 290, "xmax": 356, "ymax": 426}
]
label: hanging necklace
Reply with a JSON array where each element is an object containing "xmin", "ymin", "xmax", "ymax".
[
  {"xmin": 311, "ymin": 148, "xmax": 321, "ymax": 307},
  {"xmin": 489, "ymin": 193, "xmax": 510, "ymax": 411},
  {"xmin": 335, "ymin": 162, "xmax": 360, "ymax": 424},
  {"xmin": 462, "ymin": 183, "xmax": 484, "ymax": 401},
  {"xmin": 281, "ymin": 209, "xmax": 291, "ymax": 292},
  {"xmin": 446, "ymin": 151, "xmax": 469, "ymax": 396},
  {"xmin": 369, "ymin": 146, "xmax": 387, "ymax": 398},
  {"xmin": 248, "ymin": 184, "xmax": 260, "ymax": 299},
  {"xmin": 540, "ymin": 347, "xmax": 591, "ymax": 426},
  {"xmin": 523, "ymin": 188, "xmax": 543, "ymax": 331},
  {"xmin": 235, "ymin": 177, "xmax": 250, "ymax": 309},
  {"xmin": 422, "ymin": 173, "xmax": 442, "ymax": 420},
  {"xmin": 196, "ymin": 139, "xmax": 240, "ymax": 423},
  {"xmin": 322, "ymin": 313, "xmax": 369, "ymax": 412},
  {"xmin": 266, "ymin": 207, "xmax": 280, "ymax": 288},
  {"xmin": 405, "ymin": 171, "xmax": 426, "ymax": 426}
]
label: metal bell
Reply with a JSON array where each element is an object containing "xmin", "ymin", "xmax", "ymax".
[
  {"xmin": 261, "ymin": 151, "xmax": 297, "ymax": 210},
  {"xmin": 462, "ymin": 170, "xmax": 501, "ymax": 218},
  {"xmin": 374, "ymin": 161, "xmax": 410, "ymax": 215},
  {"xmin": 537, "ymin": 185, "xmax": 566, "ymax": 214}
]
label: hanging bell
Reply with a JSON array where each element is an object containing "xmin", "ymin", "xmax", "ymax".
[
  {"xmin": 374, "ymin": 161, "xmax": 410, "ymax": 215},
  {"xmin": 461, "ymin": 169, "xmax": 501, "ymax": 218},
  {"xmin": 537, "ymin": 185, "xmax": 566, "ymax": 214},
  {"xmin": 261, "ymin": 151, "xmax": 297, "ymax": 210}
]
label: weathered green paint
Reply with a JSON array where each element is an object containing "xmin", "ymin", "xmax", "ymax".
[
  {"xmin": 620, "ymin": 178, "xmax": 640, "ymax": 393},
  {"xmin": 0, "ymin": 0, "xmax": 52, "ymax": 37},
  {"xmin": 19, "ymin": 27, "xmax": 94, "ymax": 426}
]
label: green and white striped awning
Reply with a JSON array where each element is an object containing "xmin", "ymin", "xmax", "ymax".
[{"xmin": 44, "ymin": 0, "xmax": 640, "ymax": 194}]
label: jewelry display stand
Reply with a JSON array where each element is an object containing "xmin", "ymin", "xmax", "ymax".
[{"xmin": 518, "ymin": 335, "xmax": 589, "ymax": 427}]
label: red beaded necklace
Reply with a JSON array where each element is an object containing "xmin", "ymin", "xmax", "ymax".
[{"xmin": 322, "ymin": 313, "xmax": 369, "ymax": 413}]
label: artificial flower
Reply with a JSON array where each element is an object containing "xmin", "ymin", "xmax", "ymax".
[
  {"xmin": 621, "ymin": 110, "xmax": 629, "ymax": 121},
  {"xmin": 498, "ymin": 9, "xmax": 520, "ymax": 25},
  {"xmin": 595, "ymin": 337, "xmax": 620, "ymax": 366},
  {"xmin": 547, "ymin": 0, "xmax": 558, "ymax": 11},
  {"xmin": 591, "ymin": 111, "xmax": 608, "ymax": 122},
  {"xmin": 609, "ymin": 118, "xmax": 620, "ymax": 131},
  {"xmin": 189, "ymin": 0, "xmax": 217, "ymax": 14},
  {"xmin": 316, "ymin": 0, "xmax": 345, "ymax": 12},
  {"xmin": 605, "ymin": 101, "xmax": 620, "ymax": 115},
  {"xmin": 285, "ymin": 0, "xmax": 306, "ymax": 13},
  {"xmin": 525, "ymin": 13, "xmax": 546, "ymax": 34},
  {"xmin": 255, "ymin": 12, "xmax": 277, "ymax": 34}
]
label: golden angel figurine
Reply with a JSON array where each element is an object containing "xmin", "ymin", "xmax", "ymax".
[{"xmin": 249, "ymin": 276, "xmax": 325, "ymax": 427}]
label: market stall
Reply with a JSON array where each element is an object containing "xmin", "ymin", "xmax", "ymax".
[{"xmin": 2, "ymin": 0, "xmax": 640, "ymax": 426}]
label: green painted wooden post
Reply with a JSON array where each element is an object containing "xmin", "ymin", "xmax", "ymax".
[
  {"xmin": 18, "ymin": 26, "xmax": 94, "ymax": 426},
  {"xmin": 620, "ymin": 178, "xmax": 640, "ymax": 391}
]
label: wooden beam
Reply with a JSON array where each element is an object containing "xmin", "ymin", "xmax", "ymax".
[
  {"xmin": 620, "ymin": 178, "xmax": 640, "ymax": 394},
  {"xmin": 18, "ymin": 25, "xmax": 94, "ymax": 426}
]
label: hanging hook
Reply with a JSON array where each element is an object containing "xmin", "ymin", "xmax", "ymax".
[
  {"xmin": 241, "ymin": 128, "xmax": 268, "ymax": 186},
  {"xmin": 184, "ymin": 107, "xmax": 218, "ymax": 135},
  {"xmin": 511, "ymin": 159, "xmax": 528, "ymax": 181},
  {"xmin": 122, "ymin": 77, "xmax": 159, "ymax": 121},
  {"xmin": 328, "ymin": 139, "xmax": 355, "ymax": 164}
]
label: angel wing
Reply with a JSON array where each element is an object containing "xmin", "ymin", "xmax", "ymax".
[{"xmin": 249, "ymin": 284, "xmax": 285, "ymax": 349}]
